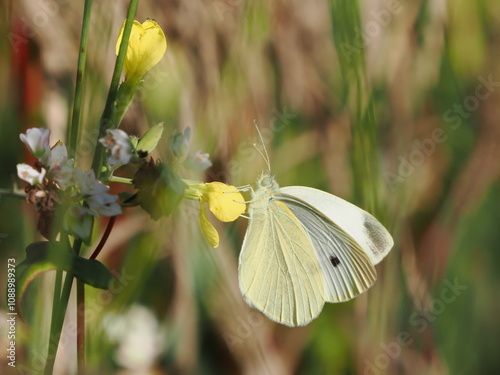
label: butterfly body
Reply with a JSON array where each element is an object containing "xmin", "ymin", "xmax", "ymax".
[{"xmin": 238, "ymin": 173, "xmax": 393, "ymax": 327}]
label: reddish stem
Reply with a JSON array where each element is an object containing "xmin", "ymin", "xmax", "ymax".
[
  {"xmin": 77, "ymin": 280, "xmax": 85, "ymax": 373},
  {"xmin": 90, "ymin": 216, "xmax": 116, "ymax": 260}
]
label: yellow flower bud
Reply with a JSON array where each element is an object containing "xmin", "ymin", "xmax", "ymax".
[{"xmin": 116, "ymin": 19, "xmax": 167, "ymax": 80}]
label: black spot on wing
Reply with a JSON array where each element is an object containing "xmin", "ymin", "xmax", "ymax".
[{"xmin": 329, "ymin": 256, "xmax": 341, "ymax": 267}]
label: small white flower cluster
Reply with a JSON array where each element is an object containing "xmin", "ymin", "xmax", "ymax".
[
  {"xmin": 99, "ymin": 129, "xmax": 133, "ymax": 166},
  {"xmin": 102, "ymin": 305, "xmax": 165, "ymax": 372},
  {"xmin": 17, "ymin": 128, "xmax": 74, "ymax": 188},
  {"xmin": 168, "ymin": 127, "xmax": 212, "ymax": 171},
  {"xmin": 17, "ymin": 128, "xmax": 122, "ymax": 243}
]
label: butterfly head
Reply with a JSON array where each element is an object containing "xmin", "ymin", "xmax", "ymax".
[{"xmin": 255, "ymin": 173, "xmax": 279, "ymax": 194}]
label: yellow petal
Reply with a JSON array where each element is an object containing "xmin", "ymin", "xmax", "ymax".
[
  {"xmin": 204, "ymin": 182, "xmax": 246, "ymax": 222},
  {"xmin": 199, "ymin": 204, "xmax": 219, "ymax": 248},
  {"xmin": 116, "ymin": 19, "xmax": 167, "ymax": 79}
]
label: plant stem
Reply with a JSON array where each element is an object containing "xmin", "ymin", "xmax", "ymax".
[
  {"xmin": 44, "ymin": 239, "xmax": 82, "ymax": 375},
  {"xmin": 108, "ymin": 175, "xmax": 134, "ymax": 184},
  {"xmin": 44, "ymin": 272, "xmax": 74, "ymax": 375},
  {"xmin": 47, "ymin": 269, "xmax": 62, "ymax": 349},
  {"xmin": 90, "ymin": 216, "xmax": 116, "ymax": 260},
  {"xmin": 68, "ymin": 0, "xmax": 93, "ymax": 158},
  {"xmin": 0, "ymin": 188, "xmax": 26, "ymax": 199},
  {"xmin": 44, "ymin": 1, "xmax": 140, "ymax": 373},
  {"xmin": 47, "ymin": 1, "xmax": 94, "ymax": 372},
  {"xmin": 91, "ymin": 0, "xmax": 139, "ymax": 178},
  {"xmin": 77, "ymin": 279, "xmax": 85, "ymax": 374}
]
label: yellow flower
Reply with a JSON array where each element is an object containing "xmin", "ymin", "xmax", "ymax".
[
  {"xmin": 202, "ymin": 182, "xmax": 245, "ymax": 222},
  {"xmin": 116, "ymin": 19, "xmax": 167, "ymax": 80},
  {"xmin": 186, "ymin": 181, "xmax": 246, "ymax": 248},
  {"xmin": 199, "ymin": 204, "xmax": 220, "ymax": 248}
]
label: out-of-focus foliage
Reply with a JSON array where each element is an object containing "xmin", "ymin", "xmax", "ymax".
[{"xmin": 1, "ymin": 0, "xmax": 499, "ymax": 374}]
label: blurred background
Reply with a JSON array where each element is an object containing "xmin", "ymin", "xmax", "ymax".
[{"xmin": 1, "ymin": 0, "xmax": 500, "ymax": 374}]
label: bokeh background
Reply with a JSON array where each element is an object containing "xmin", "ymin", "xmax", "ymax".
[{"xmin": 1, "ymin": 0, "xmax": 500, "ymax": 374}]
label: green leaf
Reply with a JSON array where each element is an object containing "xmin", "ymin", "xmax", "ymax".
[
  {"xmin": 15, "ymin": 242, "xmax": 73, "ymax": 302},
  {"xmin": 133, "ymin": 160, "xmax": 187, "ymax": 220},
  {"xmin": 137, "ymin": 122, "xmax": 164, "ymax": 154},
  {"xmin": 14, "ymin": 241, "xmax": 114, "ymax": 308},
  {"xmin": 73, "ymin": 258, "xmax": 113, "ymax": 289}
]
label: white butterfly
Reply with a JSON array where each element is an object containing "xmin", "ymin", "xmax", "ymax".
[{"xmin": 238, "ymin": 149, "xmax": 393, "ymax": 327}]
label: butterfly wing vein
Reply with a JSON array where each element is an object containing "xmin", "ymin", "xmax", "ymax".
[{"xmin": 278, "ymin": 196, "xmax": 377, "ymax": 302}]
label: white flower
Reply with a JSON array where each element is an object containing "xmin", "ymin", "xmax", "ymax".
[
  {"xmin": 20, "ymin": 128, "xmax": 51, "ymax": 164},
  {"xmin": 17, "ymin": 131, "xmax": 76, "ymax": 190},
  {"xmin": 17, "ymin": 164, "xmax": 46, "ymax": 185},
  {"xmin": 49, "ymin": 143, "xmax": 68, "ymax": 169},
  {"xmin": 86, "ymin": 192, "xmax": 121, "ymax": 216},
  {"xmin": 103, "ymin": 305, "xmax": 165, "ymax": 372},
  {"xmin": 184, "ymin": 150, "xmax": 212, "ymax": 171},
  {"xmin": 99, "ymin": 129, "xmax": 133, "ymax": 166},
  {"xmin": 52, "ymin": 164, "xmax": 74, "ymax": 190},
  {"xmin": 73, "ymin": 168, "xmax": 121, "ymax": 216},
  {"xmin": 75, "ymin": 168, "xmax": 109, "ymax": 195},
  {"xmin": 168, "ymin": 127, "xmax": 191, "ymax": 158},
  {"xmin": 48, "ymin": 143, "xmax": 74, "ymax": 190},
  {"xmin": 63, "ymin": 205, "xmax": 94, "ymax": 244}
]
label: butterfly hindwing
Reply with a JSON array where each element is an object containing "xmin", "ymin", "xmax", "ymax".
[
  {"xmin": 239, "ymin": 200, "xmax": 325, "ymax": 326},
  {"xmin": 278, "ymin": 187, "xmax": 393, "ymax": 266},
  {"xmin": 277, "ymin": 194, "xmax": 377, "ymax": 302}
]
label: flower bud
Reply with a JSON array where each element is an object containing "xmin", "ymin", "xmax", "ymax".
[
  {"xmin": 116, "ymin": 19, "xmax": 167, "ymax": 81},
  {"xmin": 20, "ymin": 128, "xmax": 51, "ymax": 164}
]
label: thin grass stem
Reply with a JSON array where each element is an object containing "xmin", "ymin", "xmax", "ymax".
[
  {"xmin": 44, "ymin": 238, "xmax": 82, "ymax": 375},
  {"xmin": 91, "ymin": 0, "xmax": 140, "ymax": 178},
  {"xmin": 67, "ymin": 0, "xmax": 93, "ymax": 158}
]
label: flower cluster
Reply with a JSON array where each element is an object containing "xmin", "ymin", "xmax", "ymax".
[
  {"xmin": 168, "ymin": 127, "xmax": 213, "ymax": 171},
  {"xmin": 17, "ymin": 128, "xmax": 74, "ymax": 189},
  {"xmin": 17, "ymin": 128, "xmax": 121, "ymax": 242},
  {"xmin": 17, "ymin": 126, "xmax": 244, "ymax": 248}
]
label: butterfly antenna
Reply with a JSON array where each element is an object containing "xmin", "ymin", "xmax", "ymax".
[{"xmin": 253, "ymin": 120, "xmax": 271, "ymax": 173}]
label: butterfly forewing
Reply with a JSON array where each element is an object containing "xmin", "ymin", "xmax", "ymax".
[
  {"xmin": 239, "ymin": 200, "xmax": 325, "ymax": 326},
  {"xmin": 278, "ymin": 187, "xmax": 393, "ymax": 265},
  {"xmin": 277, "ymin": 194, "xmax": 377, "ymax": 302}
]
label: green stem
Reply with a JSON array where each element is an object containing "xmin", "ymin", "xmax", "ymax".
[
  {"xmin": 0, "ymin": 189, "xmax": 26, "ymax": 199},
  {"xmin": 44, "ymin": 272, "xmax": 74, "ymax": 375},
  {"xmin": 112, "ymin": 79, "xmax": 140, "ymax": 127},
  {"xmin": 108, "ymin": 175, "xmax": 134, "ymax": 184},
  {"xmin": 183, "ymin": 179, "xmax": 206, "ymax": 186},
  {"xmin": 47, "ymin": 269, "xmax": 62, "ymax": 350},
  {"xmin": 182, "ymin": 180, "xmax": 205, "ymax": 200},
  {"xmin": 91, "ymin": 0, "xmax": 140, "ymax": 178},
  {"xmin": 44, "ymin": 239, "xmax": 82, "ymax": 375},
  {"xmin": 67, "ymin": 0, "xmax": 93, "ymax": 158}
]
